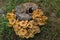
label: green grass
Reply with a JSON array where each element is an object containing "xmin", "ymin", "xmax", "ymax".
[
  {"xmin": 56, "ymin": 10, "xmax": 60, "ymax": 18},
  {"xmin": 0, "ymin": 0, "xmax": 60, "ymax": 40}
]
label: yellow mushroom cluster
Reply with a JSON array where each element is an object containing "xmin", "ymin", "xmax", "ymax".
[
  {"xmin": 13, "ymin": 20, "xmax": 40, "ymax": 39},
  {"xmin": 32, "ymin": 9, "xmax": 48, "ymax": 25},
  {"xmin": 6, "ymin": 10, "xmax": 16, "ymax": 27},
  {"xmin": 6, "ymin": 9, "xmax": 48, "ymax": 39}
]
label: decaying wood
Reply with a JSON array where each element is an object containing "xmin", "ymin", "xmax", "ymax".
[{"xmin": 15, "ymin": 3, "xmax": 38, "ymax": 20}]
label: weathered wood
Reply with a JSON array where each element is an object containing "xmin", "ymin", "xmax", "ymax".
[{"xmin": 15, "ymin": 3, "xmax": 38, "ymax": 20}]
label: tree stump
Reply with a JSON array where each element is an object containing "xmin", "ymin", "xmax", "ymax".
[{"xmin": 15, "ymin": 3, "xmax": 38, "ymax": 20}]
